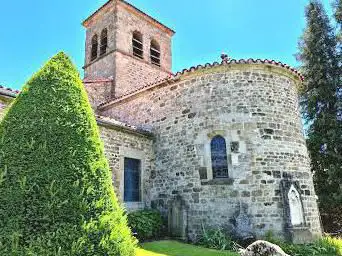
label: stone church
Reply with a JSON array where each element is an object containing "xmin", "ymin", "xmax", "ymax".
[{"xmin": 0, "ymin": 0, "xmax": 322, "ymax": 242}]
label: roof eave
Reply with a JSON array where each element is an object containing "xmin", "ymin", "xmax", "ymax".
[
  {"xmin": 0, "ymin": 89, "xmax": 18, "ymax": 99},
  {"xmin": 82, "ymin": 0, "xmax": 175, "ymax": 35}
]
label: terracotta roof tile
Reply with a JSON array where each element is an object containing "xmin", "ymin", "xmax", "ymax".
[
  {"xmin": 98, "ymin": 58, "xmax": 304, "ymax": 109},
  {"xmin": 83, "ymin": 78, "xmax": 114, "ymax": 84},
  {"xmin": 0, "ymin": 85, "xmax": 20, "ymax": 97},
  {"xmin": 173, "ymin": 59, "xmax": 303, "ymax": 80},
  {"xmin": 95, "ymin": 115, "xmax": 153, "ymax": 136}
]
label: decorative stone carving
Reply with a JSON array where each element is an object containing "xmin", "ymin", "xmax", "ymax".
[
  {"xmin": 288, "ymin": 184, "xmax": 304, "ymax": 226},
  {"xmin": 280, "ymin": 180, "xmax": 306, "ymax": 229},
  {"xmin": 280, "ymin": 180, "xmax": 314, "ymax": 243},
  {"xmin": 230, "ymin": 141, "xmax": 240, "ymax": 153},
  {"xmin": 168, "ymin": 195, "xmax": 188, "ymax": 240},
  {"xmin": 233, "ymin": 202, "xmax": 254, "ymax": 242}
]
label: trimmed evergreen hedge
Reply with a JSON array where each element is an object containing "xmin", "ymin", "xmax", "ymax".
[{"xmin": 0, "ymin": 52, "xmax": 136, "ymax": 255}]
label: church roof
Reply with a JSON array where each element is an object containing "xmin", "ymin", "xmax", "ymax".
[
  {"xmin": 0, "ymin": 85, "xmax": 19, "ymax": 98},
  {"xmin": 98, "ymin": 58, "xmax": 304, "ymax": 110},
  {"xmin": 83, "ymin": 0, "xmax": 175, "ymax": 35},
  {"xmin": 96, "ymin": 115, "xmax": 153, "ymax": 136},
  {"xmin": 0, "ymin": 85, "xmax": 150, "ymax": 136}
]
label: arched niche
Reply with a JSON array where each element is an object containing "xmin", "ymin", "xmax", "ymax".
[{"xmin": 288, "ymin": 184, "xmax": 305, "ymax": 226}]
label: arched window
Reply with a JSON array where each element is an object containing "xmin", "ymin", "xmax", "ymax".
[
  {"xmin": 211, "ymin": 135, "xmax": 229, "ymax": 179},
  {"xmin": 150, "ymin": 39, "xmax": 161, "ymax": 66},
  {"xmin": 132, "ymin": 31, "xmax": 143, "ymax": 59},
  {"xmin": 91, "ymin": 34, "xmax": 98, "ymax": 61},
  {"xmin": 100, "ymin": 28, "xmax": 108, "ymax": 56}
]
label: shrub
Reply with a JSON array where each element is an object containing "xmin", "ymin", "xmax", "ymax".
[
  {"xmin": 0, "ymin": 52, "xmax": 136, "ymax": 255},
  {"xmin": 264, "ymin": 231, "xmax": 340, "ymax": 256},
  {"xmin": 197, "ymin": 225, "xmax": 238, "ymax": 251},
  {"xmin": 127, "ymin": 210, "xmax": 164, "ymax": 241},
  {"xmin": 320, "ymin": 236, "xmax": 342, "ymax": 256}
]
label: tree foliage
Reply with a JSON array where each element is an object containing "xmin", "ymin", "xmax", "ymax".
[
  {"xmin": 334, "ymin": 0, "xmax": 342, "ymax": 34},
  {"xmin": 298, "ymin": 1, "xmax": 342, "ymax": 209},
  {"xmin": 0, "ymin": 52, "xmax": 136, "ymax": 255}
]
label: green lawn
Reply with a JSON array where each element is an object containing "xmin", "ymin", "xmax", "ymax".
[{"xmin": 136, "ymin": 240, "xmax": 239, "ymax": 256}]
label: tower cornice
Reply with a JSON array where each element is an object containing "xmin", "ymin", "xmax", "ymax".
[{"xmin": 82, "ymin": 0, "xmax": 175, "ymax": 36}]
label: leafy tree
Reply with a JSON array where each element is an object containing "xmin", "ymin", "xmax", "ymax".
[
  {"xmin": 0, "ymin": 52, "xmax": 136, "ymax": 255},
  {"xmin": 298, "ymin": 1, "xmax": 342, "ymax": 209}
]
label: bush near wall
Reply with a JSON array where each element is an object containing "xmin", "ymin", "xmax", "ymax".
[
  {"xmin": 127, "ymin": 210, "xmax": 164, "ymax": 242},
  {"xmin": 197, "ymin": 226, "xmax": 238, "ymax": 252},
  {"xmin": 0, "ymin": 52, "xmax": 136, "ymax": 255},
  {"xmin": 265, "ymin": 232, "xmax": 342, "ymax": 256}
]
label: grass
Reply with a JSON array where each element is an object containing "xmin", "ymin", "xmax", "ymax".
[{"xmin": 136, "ymin": 240, "xmax": 239, "ymax": 256}]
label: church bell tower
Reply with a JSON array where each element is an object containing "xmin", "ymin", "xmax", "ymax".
[{"xmin": 82, "ymin": 0, "xmax": 175, "ymax": 99}]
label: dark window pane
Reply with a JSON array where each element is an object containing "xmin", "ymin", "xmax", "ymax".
[
  {"xmin": 132, "ymin": 31, "xmax": 143, "ymax": 59},
  {"xmin": 150, "ymin": 40, "xmax": 160, "ymax": 66},
  {"xmin": 124, "ymin": 158, "xmax": 141, "ymax": 202},
  {"xmin": 211, "ymin": 135, "xmax": 229, "ymax": 179},
  {"xmin": 91, "ymin": 34, "xmax": 98, "ymax": 61},
  {"xmin": 100, "ymin": 28, "xmax": 108, "ymax": 56}
]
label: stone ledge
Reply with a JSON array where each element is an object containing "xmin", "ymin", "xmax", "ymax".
[{"xmin": 201, "ymin": 178, "xmax": 234, "ymax": 186}]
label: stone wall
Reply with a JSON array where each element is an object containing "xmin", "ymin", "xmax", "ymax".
[
  {"xmin": 101, "ymin": 64, "xmax": 322, "ymax": 240},
  {"xmin": 98, "ymin": 123, "xmax": 155, "ymax": 211},
  {"xmin": 0, "ymin": 96, "xmax": 13, "ymax": 120},
  {"xmin": 114, "ymin": 51, "xmax": 170, "ymax": 97},
  {"xmin": 83, "ymin": 0, "xmax": 173, "ymax": 99},
  {"xmin": 0, "ymin": 100, "xmax": 6, "ymax": 120},
  {"xmin": 84, "ymin": 0, "xmax": 116, "ymax": 79},
  {"xmin": 83, "ymin": 80, "xmax": 113, "ymax": 110},
  {"xmin": 115, "ymin": 3, "xmax": 172, "ymax": 71},
  {"xmin": 113, "ymin": 2, "xmax": 172, "ymax": 97},
  {"xmin": 0, "ymin": 92, "xmax": 155, "ymax": 212}
]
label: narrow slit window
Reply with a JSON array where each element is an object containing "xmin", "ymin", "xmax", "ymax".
[
  {"xmin": 124, "ymin": 158, "xmax": 141, "ymax": 202},
  {"xmin": 150, "ymin": 40, "xmax": 161, "ymax": 66},
  {"xmin": 91, "ymin": 34, "xmax": 98, "ymax": 61},
  {"xmin": 132, "ymin": 31, "xmax": 143, "ymax": 59},
  {"xmin": 211, "ymin": 135, "xmax": 229, "ymax": 179},
  {"xmin": 100, "ymin": 28, "xmax": 108, "ymax": 56}
]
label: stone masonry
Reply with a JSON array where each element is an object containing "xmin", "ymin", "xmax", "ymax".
[
  {"xmin": 99, "ymin": 63, "xmax": 322, "ymax": 241},
  {"xmin": 0, "ymin": 90, "xmax": 155, "ymax": 213},
  {"xmin": 83, "ymin": 0, "xmax": 174, "ymax": 98},
  {"xmin": 0, "ymin": 0, "xmax": 323, "ymax": 243},
  {"xmin": 97, "ymin": 117, "xmax": 154, "ymax": 211},
  {"xmin": 0, "ymin": 98, "xmax": 7, "ymax": 119}
]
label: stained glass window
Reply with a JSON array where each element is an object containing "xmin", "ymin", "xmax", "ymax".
[
  {"xmin": 124, "ymin": 158, "xmax": 141, "ymax": 202},
  {"xmin": 211, "ymin": 135, "xmax": 229, "ymax": 179}
]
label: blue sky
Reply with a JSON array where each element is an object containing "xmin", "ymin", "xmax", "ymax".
[{"xmin": 0, "ymin": 0, "xmax": 334, "ymax": 90}]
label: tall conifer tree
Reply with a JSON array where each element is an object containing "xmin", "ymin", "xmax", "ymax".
[
  {"xmin": 0, "ymin": 53, "xmax": 136, "ymax": 255},
  {"xmin": 334, "ymin": 0, "xmax": 342, "ymax": 35},
  {"xmin": 334, "ymin": 0, "xmax": 342, "ymax": 122},
  {"xmin": 298, "ymin": 1, "xmax": 341, "ymax": 209}
]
